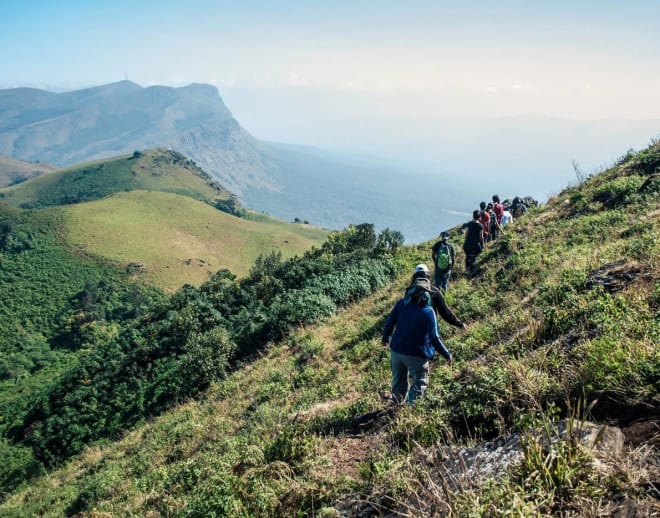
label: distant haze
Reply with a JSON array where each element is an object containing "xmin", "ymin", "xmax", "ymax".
[
  {"xmin": 1, "ymin": 80, "xmax": 658, "ymax": 244},
  {"xmin": 1, "ymin": 0, "xmax": 658, "ymax": 240}
]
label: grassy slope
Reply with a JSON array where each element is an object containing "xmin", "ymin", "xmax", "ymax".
[
  {"xmin": 0, "ymin": 155, "xmax": 58, "ymax": 188},
  {"xmin": 1, "ymin": 144, "xmax": 658, "ymax": 516},
  {"xmin": 61, "ymin": 190, "xmax": 329, "ymax": 291}
]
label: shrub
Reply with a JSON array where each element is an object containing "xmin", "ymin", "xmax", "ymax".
[
  {"xmin": 592, "ymin": 176, "xmax": 643, "ymax": 208},
  {"xmin": 267, "ymin": 289, "xmax": 336, "ymax": 340}
]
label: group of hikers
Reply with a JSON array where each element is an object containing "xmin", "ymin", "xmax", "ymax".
[
  {"xmin": 382, "ymin": 194, "xmax": 517, "ymax": 405},
  {"xmin": 461, "ymin": 194, "xmax": 514, "ymax": 276}
]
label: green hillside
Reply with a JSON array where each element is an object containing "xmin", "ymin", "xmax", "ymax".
[
  {"xmin": 61, "ymin": 190, "xmax": 328, "ymax": 291},
  {"xmin": 0, "ymin": 203, "xmax": 166, "ymax": 489},
  {"xmin": 0, "ymin": 149, "xmax": 233, "ymax": 209},
  {"xmin": 1, "ymin": 142, "xmax": 659, "ymax": 516},
  {"xmin": 0, "ymin": 148, "xmax": 329, "ymax": 292}
]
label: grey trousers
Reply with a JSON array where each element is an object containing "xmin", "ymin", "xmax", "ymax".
[{"xmin": 390, "ymin": 350, "xmax": 430, "ymax": 405}]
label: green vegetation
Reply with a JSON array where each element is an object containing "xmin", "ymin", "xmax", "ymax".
[
  {"xmin": 0, "ymin": 220, "xmax": 400, "ymax": 499},
  {"xmin": 1, "ymin": 142, "xmax": 658, "ymax": 516},
  {"xmin": 0, "ymin": 203, "xmax": 165, "ymax": 494},
  {"xmin": 0, "ymin": 148, "xmax": 329, "ymax": 291}
]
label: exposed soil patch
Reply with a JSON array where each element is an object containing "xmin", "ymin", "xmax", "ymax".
[{"xmin": 319, "ymin": 433, "xmax": 385, "ymax": 480}]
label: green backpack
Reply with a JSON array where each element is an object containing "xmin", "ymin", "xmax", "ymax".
[{"xmin": 435, "ymin": 244, "xmax": 452, "ymax": 270}]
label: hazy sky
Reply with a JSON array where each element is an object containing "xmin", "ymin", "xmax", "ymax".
[{"xmin": 1, "ymin": 0, "xmax": 659, "ymax": 145}]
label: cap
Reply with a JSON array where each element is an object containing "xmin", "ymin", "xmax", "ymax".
[
  {"xmin": 440, "ymin": 231, "xmax": 449, "ymax": 239},
  {"xmin": 414, "ymin": 263, "xmax": 429, "ymax": 274}
]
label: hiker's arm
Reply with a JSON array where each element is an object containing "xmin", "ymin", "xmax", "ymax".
[
  {"xmin": 381, "ymin": 302, "xmax": 400, "ymax": 346},
  {"xmin": 427, "ymin": 311, "xmax": 451, "ymax": 361},
  {"xmin": 434, "ymin": 291, "xmax": 464, "ymax": 328}
]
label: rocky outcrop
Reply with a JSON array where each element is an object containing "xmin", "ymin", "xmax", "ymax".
[{"xmin": 433, "ymin": 420, "xmax": 624, "ymax": 490}]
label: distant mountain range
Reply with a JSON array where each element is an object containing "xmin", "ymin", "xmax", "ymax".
[
  {"xmin": 0, "ymin": 81, "xmax": 279, "ymax": 197},
  {"xmin": 0, "ymin": 81, "xmax": 473, "ymax": 242}
]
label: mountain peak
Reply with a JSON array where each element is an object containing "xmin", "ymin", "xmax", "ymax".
[
  {"xmin": 179, "ymin": 83, "xmax": 221, "ymax": 98},
  {"xmin": 82, "ymin": 79, "xmax": 142, "ymax": 94}
]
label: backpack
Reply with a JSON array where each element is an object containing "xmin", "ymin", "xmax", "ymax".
[
  {"xmin": 405, "ymin": 277, "xmax": 432, "ymax": 306},
  {"xmin": 435, "ymin": 244, "xmax": 453, "ymax": 270}
]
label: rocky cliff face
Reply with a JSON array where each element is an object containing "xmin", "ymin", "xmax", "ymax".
[{"xmin": 0, "ymin": 81, "xmax": 278, "ymax": 196}]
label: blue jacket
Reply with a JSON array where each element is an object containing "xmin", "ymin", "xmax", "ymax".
[{"xmin": 382, "ymin": 298, "xmax": 451, "ymax": 360}]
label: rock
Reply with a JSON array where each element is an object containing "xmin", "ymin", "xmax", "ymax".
[
  {"xmin": 431, "ymin": 420, "xmax": 623, "ymax": 490},
  {"xmin": 126, "ymin": 262, "xmax": 146, "ymax": 274}
]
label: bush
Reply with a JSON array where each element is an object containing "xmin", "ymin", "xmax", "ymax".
[
  {"xmin": 592, "ymin": 176, "xmax": 643, "ymax": 208},
  {"xmin": 267, "ymin": 289, "xmax": 336, "ymax": 340}
]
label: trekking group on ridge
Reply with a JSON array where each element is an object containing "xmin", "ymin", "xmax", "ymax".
[{"xmin": 382, "ymin": 194, "xmax": 521, "ymax": 405}]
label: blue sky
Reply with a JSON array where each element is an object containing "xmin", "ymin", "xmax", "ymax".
[{"xmin": 1, "ymin": 0, "xmax": 659, "ymax": 142}]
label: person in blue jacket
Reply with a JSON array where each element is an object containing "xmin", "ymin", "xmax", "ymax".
[{"xmin": 382, "ymin": 284, "xmax": 453, "ymax": 405}]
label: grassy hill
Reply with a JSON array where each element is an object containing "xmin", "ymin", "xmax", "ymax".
[
  {"xmin": 0, "ymin": 148, "xmax": 329, "ymax": 291},
  {"xmin": 61, "ymin": 189, "xmax": 329, "ymax": 291},
  {"xmin": 1, "ymin": 142, "xmax": 658, "ymax": 516},
  {"xmin": 0, "ymin": 154, "xmax": 58, "ymax": 188},
  {"xmin": 0, "ymin": 148, "xmax": 234, "ymax": 209},
  {"xmin": 0, "ymin": 148, "xmax": 329, "ymax": 496}
]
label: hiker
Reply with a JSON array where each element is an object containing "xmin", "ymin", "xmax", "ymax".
[
  {"xmin": 510, "ymin": 196, "xmax": 528, "ymax": 218},
  {"xmin": 492, "ymin": 195, "xmax": 504, "ymax": 225},
  {"xmin": 462, "ymin": 209, "xmax": 484, "ymax": 276},
  {"xmin": 383, "ymin": 279, "xmax": 453, "ymax": 405},
  {"xmin": 431, "ymin": 231, "xmax": 455, "ymax": 292},
  {"xmin": 407, "ymin": 264, "xmax": 467, "ymax": 330},
  {"xmin": 487, "ymin": 202, "xmax": 504, "ymax": 241},
  {"xmin": 501, "ymin": 209, "xmax": 513, "ymax": 226},
  {"xmin": 479, "ymin": 201, "xmax": 491, "ymax": 243}
]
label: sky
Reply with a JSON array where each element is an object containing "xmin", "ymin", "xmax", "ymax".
[{"xmin": 1, "ymin": 0, "xmax": 659, "ymax": 182}]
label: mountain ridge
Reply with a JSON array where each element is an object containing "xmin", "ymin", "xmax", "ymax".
[
  {"xmin": 0, "ymin": 81, "xmax": 274, "ymax": 196},
  {"xmin": 0, "ymin": 153, "xmax": 58, "ymax": 187},
  {"xmin": 0, "ymin": 81, "xmax": 477, "ymax": 242}
]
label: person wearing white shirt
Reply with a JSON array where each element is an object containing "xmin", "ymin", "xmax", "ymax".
[{"xmin": 501, "ymin": 210, "xmax": 513, "ymax": 226}]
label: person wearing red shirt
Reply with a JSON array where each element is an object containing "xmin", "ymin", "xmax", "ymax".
[
  {"xmin": 492, "ymin": 194, "xmax": 504, "ymax": 224},
  {"xmin": 479, "ymin": 201, "xmax": 490, "ymax": 243}
]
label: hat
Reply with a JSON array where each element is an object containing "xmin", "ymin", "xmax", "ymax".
[
  {"xmin": 440, "ymin": 231, "xmax": 449, "ymax": 239},
  {"xmin": 414, "ymin": 263, "xmax": 429, "ymax": 274}
]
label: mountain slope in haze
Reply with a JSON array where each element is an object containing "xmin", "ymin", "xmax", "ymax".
[
  {"xmin": 247, "ymin": 142, "xmax": 472, "ymax": 243},
  {"xmin": 0, "ymin": 153, "xmax": 58, "ymax": 187},
  {"xmin": 1, "ymin": 142, "xmax": 657, "ymax": 516},
  {"xmin": 0, "ymin": 81, "xmax": 278, "ymax": 196}
]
